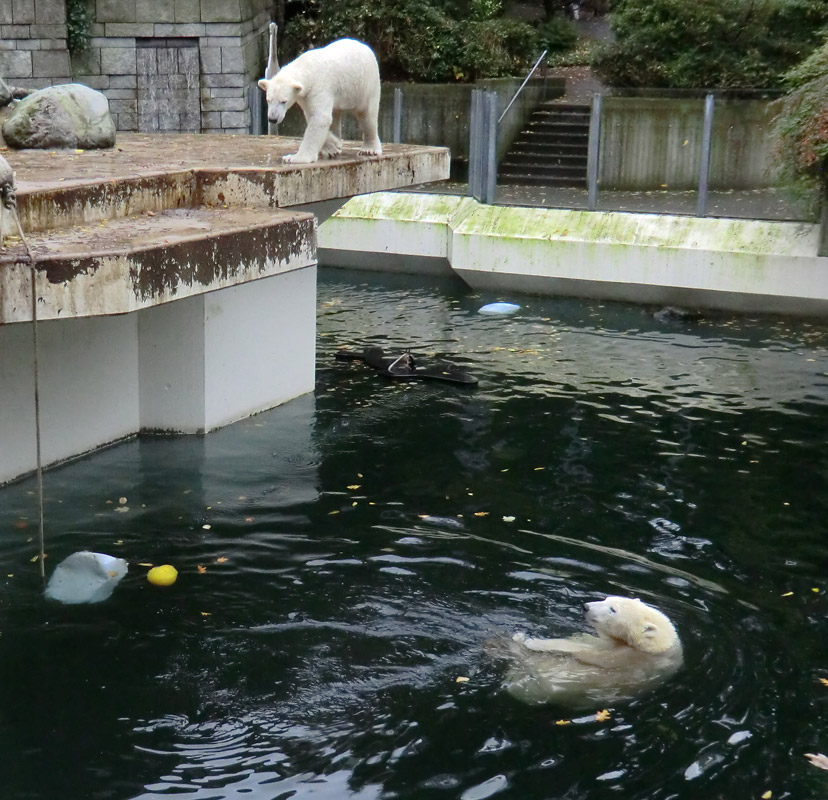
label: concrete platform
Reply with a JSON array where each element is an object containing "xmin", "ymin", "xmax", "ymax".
[
  {"xmin": 0, "ymin": 134, "xmax": 450, "ymax": 483},
  {"xmin": 3, "ymin": 133, "xmax": 450, "ymax": 233}
]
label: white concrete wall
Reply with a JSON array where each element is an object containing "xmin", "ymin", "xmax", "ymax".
[
  {"xmin": 319, "ymin": 192, "xmax": 828, "ymax": 316},
  {"xmin": 140, "ymin": 268, "xmax": 318, "ymax": 434},
  {"xmin": 0, "ymin": 314, "xmax": 140, "ymax": 484},
  {"xmin": 1, "ymin": 268, "xmax": 318, "ymax": 484}
]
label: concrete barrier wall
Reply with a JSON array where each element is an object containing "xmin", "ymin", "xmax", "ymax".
[
  {"xmin": 600, "ymin": 97, "xmax": 781, "ymax": 190},
  {"xmin": 278, "ymin": 77, "xmax": 564, "ymax": 164}
]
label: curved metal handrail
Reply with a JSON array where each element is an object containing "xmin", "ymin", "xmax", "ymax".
[{"xmin": 497, "ymin": 49, "xmax": 548, "ymax": 125}]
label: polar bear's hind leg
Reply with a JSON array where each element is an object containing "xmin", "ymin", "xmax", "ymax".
[
  {"xmin": 320, "ymin": 111, "xmax": 343, "ymax": 158},
  {"xmin": 356, "ymin": 99, "xmax": 382, "ymax": 156}
]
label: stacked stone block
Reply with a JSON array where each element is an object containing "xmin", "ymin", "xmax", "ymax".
[
  {"xmin": 2, "ymin": 1, "xmax": 272, "ymax": 135},
  {"xmin": 74, "ymin": 0, "xmax": 272, "ymax": 134},
  {"xmin": 0, "ymin": 0, "xmax": 72, "ymax": 89}
]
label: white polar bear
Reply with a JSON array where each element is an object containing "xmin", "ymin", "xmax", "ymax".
[
  {"xmin": 502, "ymin": 596, "xmax": 683, "ymax": 708},
  {"xmin": 258, "ymin": 38, "xmax": 382, "ymax": 164}
]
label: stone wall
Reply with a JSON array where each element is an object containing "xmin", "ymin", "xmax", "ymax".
[
  {"xmin": 1, "ymin": 1, "xmax": 274, "ymax": 135},
  {"xmin": 0, "ymin": 0, "xmax": 72, "ymax": 89},
  {"xmin": 73, "ymin": 0, "xmax": 274, "ymax": 134}
]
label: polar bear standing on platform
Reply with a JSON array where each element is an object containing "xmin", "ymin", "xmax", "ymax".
[{"xmin": 258, "ymin": 38, "xmax": 382, "ymax": 164}]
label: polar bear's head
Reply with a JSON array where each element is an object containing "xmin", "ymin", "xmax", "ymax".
[
  {"xmin": 258, "ymin": 76, "xmax": 304, "ymax": 124},
  {"xmin": 585, "ymin": 596, "xmax": 680, "ymax": 654}
]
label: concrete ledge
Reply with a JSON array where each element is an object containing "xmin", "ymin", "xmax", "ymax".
[
  {"xmin": 0, "ymin": 207, "xmax": 315, "ymax": 323},
  {"xmin": 319, "ymin": 192, "xmax": 828, "ymax": 316},
  {"xmin": 3, "ymin": 134, "xmax": 451, "ymax": 234}
]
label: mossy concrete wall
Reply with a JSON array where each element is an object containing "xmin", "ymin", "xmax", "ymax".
[
  {"xmin": 320, "ymin": 191, "xmax": 828, "ymax": 316},
  {"xmin": 600, "ymin": 97, "xmax": 780, "ymax": 191}
]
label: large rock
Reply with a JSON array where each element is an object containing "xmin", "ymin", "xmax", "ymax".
[{"xmin": 1, "ymin": 83, "xmax": 116, "ymax": 149}]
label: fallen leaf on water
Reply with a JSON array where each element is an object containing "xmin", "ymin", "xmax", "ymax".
[
  {"xmin": 502, "ymin": 516, "xmax": 516, "ymax": 522},
  {"xmin": 805, "ymin": 753, "xmax": 828, "ymax": 770},
  {"xmin": 329, "ymin": 510, "xmax": 340, "ymax": 515},
  {"xmin": 118, "ymin": 497, "xmax": 127, "ymax": 505},
  {"xmin": 455, "ymin": 676, "xmax": 469, "ymax": 683},
  {"xmin": 200, "ymin": 611, "xmax": 211, "ymax": 617},
  {"xmin": 202, "ymin": 524, "xmax": 211, "ymax": 530},
  {"xmin": 555, "ymin": 719, "xmax": 571, "ymax": 726},
  {"xmin": 812, "ymin": 588, "xmax": 820, "ymax": 593},
  {"xmin": 595, "ymin": 709, "xmax": 611, "ymax": 722},
  {"xmin": 113, "ymin": 506, "xmax": 129, "ymax": 513},
  {"xmin": 347, "ymin": 484, "xmax": 361, "ymax": 490},
  {"xmin": 534, "ymin": 467, "xmax": 545, "ymax": 471},
  {"xmin": 138, "ymin": 562, "xmax": 153, "ymax": 567},
  {"xmin": 14, "ymin": 522, "xmax": 27, "ymax": 529},
  {"xmin": 216, "ymin": 557, "xmax": 228, "ymax": 563},
  {"xmin": 781, "ymin": 591, "xmax": 794, "ymax": 597},
  {"xmin": 245, "ymin": 517, "xmax": 254, "ymax": 523},
  {"xmin": 197, "ymin": 565, "xmax": 207, "ymax": 573},
  {"xmin": 474, "ymin": 511, "xmax": 489, "ymax": 517},
  {"xmin": 761, "ymin": 791, "xmax": 772, "ymax": 799},
  {"xmin": 819, "ymin": 678, "xmax": 828, "ymax": 687},
  {"xmin": 113, "ymin": 539, "xmax": 124, "ymax": 546}
]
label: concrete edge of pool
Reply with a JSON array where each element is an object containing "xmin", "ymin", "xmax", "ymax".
[{"xmin": 319, "ymin": 191, "xmax": 828, "ymax": 317}]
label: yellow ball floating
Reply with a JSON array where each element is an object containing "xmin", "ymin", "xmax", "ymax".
[{"xmin": 147, "ymin": 564, "xmax": 178, "ymax": 586}]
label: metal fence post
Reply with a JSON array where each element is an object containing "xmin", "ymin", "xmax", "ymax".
[
  {"xmin": 697, "ymin": 93, "xmax": 715, "ymax": 217},
  {"xmin": 468, "ymin": 89, "xmax": 481, "ymax": 201},
  {"xmin": 586, "ymin": 93, "xmax": 602, "ymax": 211},
  {"xmin": 393, "ymin": 87, "xmax": 403, "ymax": 144},
  {"xmin": 483, "ymin": 91, "xmax": 498, "ymax": 204}
]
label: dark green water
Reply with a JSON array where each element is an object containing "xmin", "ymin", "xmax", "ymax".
[{"xmin": 1, "ymin": 268, "xmax": 828, "ymax": 800}]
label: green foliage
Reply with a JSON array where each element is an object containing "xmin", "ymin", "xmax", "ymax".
[
  {"xmin": 66, "ymin": 0, "xmax": 92, "ymax": 55},
  {"xmin": 592, "ymin": 0, "xmax": 828, "ymax": 89},
  {"xmin": 772, "ymin": 36, "xmax": 828, "ymax": 186},
  {"xmin": 283, "ymin": 0, "xmax": 575, "ymax": 82}
]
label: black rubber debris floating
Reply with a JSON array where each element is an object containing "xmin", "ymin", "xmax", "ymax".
[{"xmin": 335, "ymin": 347, "xmax": 478, "ymax": 385}]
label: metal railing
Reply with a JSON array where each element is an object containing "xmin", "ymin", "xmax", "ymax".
[{"xmin": 498, "ymin": 49, "xmax": 548, "ymax": 126}]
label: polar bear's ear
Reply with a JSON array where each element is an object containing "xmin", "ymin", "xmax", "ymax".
[
  {"xmin": 642, "ymin": 623, "xmax": 658, "ymax": 636},
  {"xmin": 292, "ymin": 81, "xmax": 306, "ymax": 97},
  {"xmin": 257, "ymin": 79, "xmax": 269, "ymax": 92}
]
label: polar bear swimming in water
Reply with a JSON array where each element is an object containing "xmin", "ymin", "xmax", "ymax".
[
  {"xmin": 258, "ymin": 38, "xmax": 382, "ymax": 164},
  {"xmin": 501, "ymin": 596, "xmax": 684, "ymax": 708}
]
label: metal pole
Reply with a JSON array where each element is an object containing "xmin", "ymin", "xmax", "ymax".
[
  {"xmin": 393, "ymin": 87, "xmax": 402, "ymax": 144},
  {"xmin": 586, "ymin": 93, "xmax": 602, "ymax": 211},
  {"xmin": 498, "ymin": 49, "xmax": 547, "ymax": 126},
  {"xmin": 819, "ymin": 183, "xmax": 828, "ymax": 258},
  {"xmin": 484, "ymin": 91, "xmax": 498, "ymax": 204},
  {"xmin": 468, "ymin": 89, "xmax": 481, "ymax": 200},
  {"xmin": 697, "ymin": 93, "xmax": 715, "ymax": 217}
]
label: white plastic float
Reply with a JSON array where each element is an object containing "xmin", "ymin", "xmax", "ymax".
[{"xmin": 44, "ymin": 551, "xmax": 128, "ymax": 604}]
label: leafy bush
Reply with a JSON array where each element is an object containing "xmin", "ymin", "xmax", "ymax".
[
  {"xmin": 772, "ymin": 36, "xmax": 828, "ymax": 185},
  {"xmin": 592, "ymin": 0, "xmax": 828, "ymax": 89},
  {"xmin": 283, "ymin": 0, "xmax": 573, "ymax": 82}
]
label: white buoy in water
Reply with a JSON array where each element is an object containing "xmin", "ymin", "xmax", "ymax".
[
  {"xmin": 479, "ymin": 302, "xmax": 520, "ymax": 315},
  {"xmin": 45, "ymin": 551, "xmax": 128, "ymax": 604}
]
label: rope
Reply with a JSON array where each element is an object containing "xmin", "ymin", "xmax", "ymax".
[{"xmin": 6, "ymin": 194, "xmax": 45, "ymax": 582}]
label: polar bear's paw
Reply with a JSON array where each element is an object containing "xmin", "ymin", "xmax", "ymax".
[
  {"xmin": 358, "ymin": 142, "xmax": 383, "ymax": 157},
  {"xmin": 282, "ymin": 152, "xmax": 319, "ymax": 165},
  {"xmin": 320, "ymin": 142, "xmax": 343, "ymax": 158}
]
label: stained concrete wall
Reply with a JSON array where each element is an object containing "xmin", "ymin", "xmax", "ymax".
[
  {"xmin": 319, "ymin": 191, "xmax": 828, "ymax": 317},
  {"xmin": 600, "ymin": 96, "xmax": 781, "ymax": 191}
]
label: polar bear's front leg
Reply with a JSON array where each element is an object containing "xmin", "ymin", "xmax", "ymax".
[
  {"xmin": 283, "ymin": 110, "xmax": 333, "ymax": 164},
  {"xmin": 356, "ymin": 102, "xmax": 382, "ymax": 157}
]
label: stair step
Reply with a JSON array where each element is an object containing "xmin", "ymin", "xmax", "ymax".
[
  {"xmin": 498, "ymin": 173, "xmax": 587, "ymax": 187},
  {"xmin": 499, "ymin": 165, "xmax": 587, "ymax": 179},
  {"xmin": 502, "ymin": 153, "xmax": 588, "ymax": 167}
]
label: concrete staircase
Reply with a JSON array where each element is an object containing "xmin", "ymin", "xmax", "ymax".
[{"xmin": 498, "ymin": 102, "xmax": 591, "ymax": 187}]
